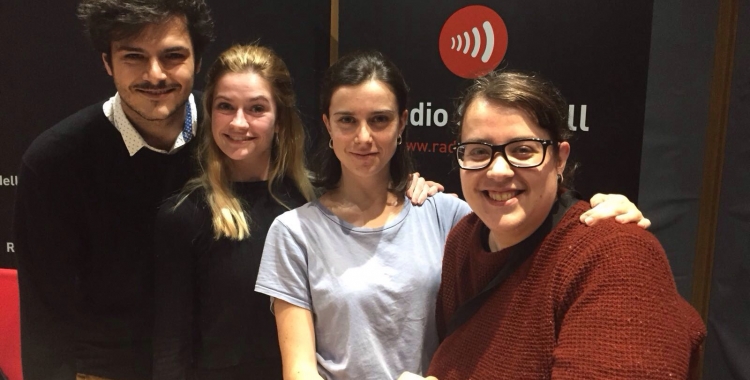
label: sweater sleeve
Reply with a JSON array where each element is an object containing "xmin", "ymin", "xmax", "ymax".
[
  {"xmin": 13, "ymin": 160, "xmax": 83, "ymax": 380},
  {"xmin": 551, "ymin": 228, "xmax": 705, "ymax": 379},
  {"xmin": 152, "ymin": 197, "xmax": 202, "ymax": 380}
]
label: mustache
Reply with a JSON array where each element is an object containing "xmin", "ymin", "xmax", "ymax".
[{"xmin": 132, "ymin": 81, "xmax": 180, "ymax": 90}]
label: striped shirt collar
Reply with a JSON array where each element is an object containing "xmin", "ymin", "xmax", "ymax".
[{"xmin": 102, "ymin": 92, "xmax": 198, "ymax": 156}]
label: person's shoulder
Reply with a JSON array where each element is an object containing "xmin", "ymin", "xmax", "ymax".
[
  {"xmin": 273, "ymin": 200, "xmax": 318, "ymax": 224},
  {"xmin": 22, "ymin": 101, "xmax": 109, "ymax": 168},
  {"xmin": 431, "ymin": 191, "xmax": 465, "ymax": 203},
  {"xmin": 157, "ymin": 188, "xmax": 209, "ymax": 230},
  {"xmin": 561, "ymin": 200, "xmax": 658, "ymax": 245},
  {"xmin": 268, "ymin": 200, "xmax": 330, "ymax": 239},
  {"xmin": 445, "ymin": 211, "xmax": 481, "ymax": 242},
  {"xmin": 554, "ymin": 200, "xmax": 665, "ymax": 273},
  {"xmin": 272, "ymin": 177, "xmax": 309, "ymax": 209},
  {"xmin": 419, "ymin": 192, "xmax": 468, "ymax": 210},
  {"xmin": 415, "ymin": 193, "xmax": 472, "ymax": 225},
  {"xmin": 161, "ymin": 187, "xmax": 206, "ymax": 214}
]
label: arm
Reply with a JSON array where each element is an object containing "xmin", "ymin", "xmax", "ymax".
[
  {"xmin": 580, "ymin": 193, "xmax": 651, "ymax": 228},
  {"xmin": 152, "ymin": 200, "xmax": 198, "ymax": 379},
  {"xmin": 551, "ymin": 230, "xmax": 704, "ymax": 379},
  {"xmin": 255, "ymin": 217, "xmax": 321, "ymax": 378},
  {"xmin": 13, "ymin": 161, "xmax": 81, "ymax": 379},
  {"xmin": 274, "ymin": 299, "xmax": 324, "ymax": 380}
]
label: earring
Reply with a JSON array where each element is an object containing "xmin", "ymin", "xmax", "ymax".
[
  {"xmin": 557, "ymin": 173, "xmax": 563, "ymax": 184},
  {"xmin": 397, "ymin": 135, "xmax": 403, "ymax": 145},
  {"xmin": 329, "ymin": 139, "xmax": 333, "ymax": 149}
]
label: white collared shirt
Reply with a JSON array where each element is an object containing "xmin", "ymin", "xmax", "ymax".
[{"xmin": 103, "ymin": 93, "xmax": 198, "ymax": 156}]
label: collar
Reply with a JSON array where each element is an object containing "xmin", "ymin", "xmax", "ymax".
[{"xmin": 103, "ymin": 92, "xmax": 198, "ymax": 156}]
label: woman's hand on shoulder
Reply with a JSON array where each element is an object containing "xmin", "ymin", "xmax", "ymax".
[
  {"xmin": 580, "ymin": 193, "xmax": 651, "ymax": 229},
  {"xmin": 406, "ymin": 172, "xmax": 450, "ymax": 205}
]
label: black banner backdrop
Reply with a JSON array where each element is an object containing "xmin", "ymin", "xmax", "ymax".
[
  {"xmin": 339, "ymin": 1, "xmax": 653, "ymax": 200},
  {"xmin": 0, "ymin": 0, "xmax": 329, "ymax": 268}
]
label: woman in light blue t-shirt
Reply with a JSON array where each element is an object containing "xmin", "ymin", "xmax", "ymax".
[{"xmin": 255, "ymin": 50, "xmax": 648, "ymax": 380}]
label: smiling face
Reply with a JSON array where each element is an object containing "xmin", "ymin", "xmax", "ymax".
[
  {"xmin": 323, "ymin": 80, "xmax": 407, "ymax": 184},
  {"xmin": 103, "ymin": 15, "xmax": 196, "ymax": 126},
  {"xmin": 460, "ymin": 97, "xmax": 570, "ymax": 250},
  {"xmin": 210, "ymin": 71, "xmax": 277, "ymax": 181}
]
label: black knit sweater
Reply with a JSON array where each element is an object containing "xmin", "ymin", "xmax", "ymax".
[
  {"xmin": 14, "ymin": 100, "xmax": 199, "ymax": 380},
  {"xmin": 152, "ymin": 179, "xmax": 306, "ymax": 380}
]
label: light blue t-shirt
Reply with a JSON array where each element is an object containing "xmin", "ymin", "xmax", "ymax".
[{"xmin": 255, "ymin": 192, "xmax": 470, "ymax": 380}]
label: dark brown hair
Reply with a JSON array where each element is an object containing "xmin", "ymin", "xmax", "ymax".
[
  {"xmin": 313, "ymin": 50, "xmax": 414, "ymax": 195},
  {"xmin": 456, "ymin": 70, "xmax": 576, "ymax": 185},
  {"xmin": 77, "ymin": 0, "xmax": 214, "ymax": 60}
]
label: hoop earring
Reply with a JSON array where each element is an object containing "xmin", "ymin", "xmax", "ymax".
[
  {"xmin": 397, "ymin": 135, "xmax": 403, "ymax": 145},
  {"xmin": 557, "ymin": 173, "xmax": 563, "ymax": 184},
  {"xmin": 328, "ymin": 139, "xmax": 333, "ymax": 149}
]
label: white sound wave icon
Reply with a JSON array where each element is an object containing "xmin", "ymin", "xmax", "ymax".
[{"xmin": 449, "ymin": 21, "xmax": 495, "ymax": 63}]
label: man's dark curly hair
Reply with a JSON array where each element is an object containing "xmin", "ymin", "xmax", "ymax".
[{"xmin": 77, "ymin": 0, "xmax": 215, "ymax": 60}]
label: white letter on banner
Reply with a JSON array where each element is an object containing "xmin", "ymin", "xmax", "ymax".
[
  {"xmin": 434, "ymin": 109, "xmax": 448, "ymax": 127},
  {"xmin": 7, "ymin": 242, "xmax": 14, "ymax": 253},
  {"xmin": 579, "ymin": 105, "xmax": 589, "ymax": 131},
  {"xmin": 568, "ymin": 105, "xmax": 590, "ymax": 132},
  {"xmin": 568, "ymin": 105, "xmax": 577, "ymax": 131},
  {"xmin": 410, "ymin": 102, "xmax": 424, "ymax": 126}
]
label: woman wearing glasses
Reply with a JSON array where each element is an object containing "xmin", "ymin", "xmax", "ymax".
[
  {"xmin": 422, "ymin": 71, "xmax": 705, "ymax": 379},
  {"xmin": 255, "ymin": 52, "xmax": 649, "ymax": 380}
]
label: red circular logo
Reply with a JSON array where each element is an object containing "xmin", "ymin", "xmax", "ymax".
[{"xmin": 439, "ymin": 5, "xmax": 508, "ymax": 79}]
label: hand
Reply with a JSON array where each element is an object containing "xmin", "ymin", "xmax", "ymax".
[
  {"xmin": 405, "ymin": 172, "xmax": 444, "ymax": 205},
  {"xmin": 397, "ymin": 372, "xmax": 438, "ymax": 380},
  {"xmin": 580, "ymin": 193, "xmax": 651, "ymax": 229}
]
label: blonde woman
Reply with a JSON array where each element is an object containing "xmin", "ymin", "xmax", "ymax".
[{"xmin": 152, "ymin": 44, "xmax": 314, "ymax": 379}]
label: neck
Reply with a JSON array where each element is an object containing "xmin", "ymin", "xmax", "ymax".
[
  {"xmin": 488, "ymin": 230, "xmax": 523, "ymax": 253},
  {"xmin": 229, "ymin": 153, "xmax": 271, "ymax": 182},
  {"xmin": 335, "ymin": 168, "xmax": 397, "ymax": 206},
  {"xmin": 321, "ymin": 169, "xmax": 402, "ymax": 227},
  {"xmin": 487, "ymin": 233, "xmax": 503, "ymax": 252},
  {"xmin": 122, "ymin": 101, "xmax": 186, "ymax": 151}
]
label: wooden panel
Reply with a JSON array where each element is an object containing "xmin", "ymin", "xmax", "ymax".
[{"xmin": 690, "ymin": 0, "xmax": 739, "ymax": 378}]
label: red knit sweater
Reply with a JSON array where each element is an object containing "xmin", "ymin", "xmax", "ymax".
[{"xmin": 427, "ymin": 201, "xmax": 705, "ymax": 379}]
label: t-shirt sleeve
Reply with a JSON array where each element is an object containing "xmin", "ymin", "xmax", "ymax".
[
  {"xmin": 255, "ymin": 215, "xmax": 313, "ymax": 310},
  {"xmin": 432, "ymin": 193, "xmax": 472, "ymax": 239}
]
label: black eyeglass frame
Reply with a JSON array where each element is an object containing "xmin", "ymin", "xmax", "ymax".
[{"xmin": 452, "ymin": 138, "xmax": 557, "ymax": 170}]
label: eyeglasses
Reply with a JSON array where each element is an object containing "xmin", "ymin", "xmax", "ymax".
[{"xmin": 453, "ymin": 138, "xmax": 556, "ymax": 170}]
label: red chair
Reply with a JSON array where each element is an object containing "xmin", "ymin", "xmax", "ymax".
[{"xmin": 0, "ymin": 268, "xmax": 22, "ymax": 380}]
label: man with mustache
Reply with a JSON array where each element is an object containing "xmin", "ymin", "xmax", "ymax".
[{"xmin": 13, "ymin": 1, "xmax": 214, "ymax": 379}]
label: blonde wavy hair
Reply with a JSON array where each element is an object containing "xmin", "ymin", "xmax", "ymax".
[{"xmin": 179, "ymin": 44, "xmax": 314, "ymax": 240}]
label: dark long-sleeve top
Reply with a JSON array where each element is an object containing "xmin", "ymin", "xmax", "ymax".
[
  {"xmin": 152, "ymin": 179, "xmax": 306, "ymax": 380},
  {"xmin": 13, "ymin": 101, "xmax": 199, "ymax": 380},
  {"xmin": 428, "ymin": 200, "xmax": 706, "ymax": 379}
]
